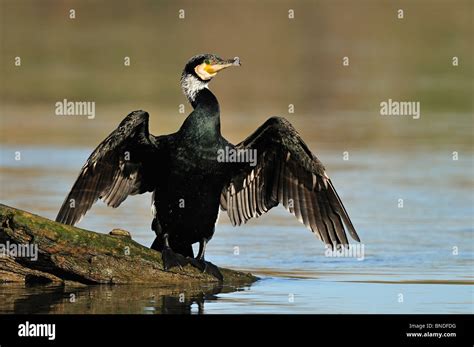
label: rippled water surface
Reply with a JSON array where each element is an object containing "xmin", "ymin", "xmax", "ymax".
[
  {"xmin": 1, "ymin": 131, "xmax": 472, "ymax": 314},
  {"xmin": 0, "ymin": 0, "xmax": 472, "ymax": 315}
]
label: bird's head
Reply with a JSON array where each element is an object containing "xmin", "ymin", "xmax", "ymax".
[{"xmin": 181, "ymin": 54, "xmax": 241, "ymax": 103}]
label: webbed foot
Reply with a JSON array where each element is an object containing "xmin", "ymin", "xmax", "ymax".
[
  {"xmin": 162, "ymin": 247, "xmax": 188, "ymax": 271},
  {"xmin": 188, "ymin": 258, "xmax": 223, "ymax": 282}
]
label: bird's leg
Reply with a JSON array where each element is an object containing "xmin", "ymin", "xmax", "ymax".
[
  {"xmin": 188, "ymin": 238, "xmax": 223, "ymax": 281},
  {"xmin": 196, "ymin": 238, "xmax": 207, "ymax": 260},
  {"xmin": 161, "ymin": 233, "xmax": 188, "ymax": 271},
  {"xmin": 187, "ymin": 240, "xmax": 207, "ymax": 271}
]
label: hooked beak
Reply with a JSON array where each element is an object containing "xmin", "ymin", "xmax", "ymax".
[
  {"xmin": 195, "ymin": 57, "xmax": 241, "ymax": 81},
  {"xmin": 206, "ymin": 57, "xmax": 241, "ymax": 73}
]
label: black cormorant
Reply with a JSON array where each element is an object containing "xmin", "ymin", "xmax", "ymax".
[{"xmin": 56, "ymin": 54, "xmax": 360, "ymax": 280}]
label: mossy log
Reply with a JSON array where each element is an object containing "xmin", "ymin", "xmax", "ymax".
[{"xmin": 0, "ymin": 204, "xmax": 257, "ymax": 285}]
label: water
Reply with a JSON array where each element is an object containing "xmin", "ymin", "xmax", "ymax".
[
  {"xmin": 1, "ymin": 141, "xmax": 472, "ymax": 314},
  {"xmin": 0, "ymin": 0, "xmax": 472, "ymax": 315}
]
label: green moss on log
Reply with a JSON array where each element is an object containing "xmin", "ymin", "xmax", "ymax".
[{"xmin": 0, "ymin": 204, "xmax": 257, "ymax": 285}]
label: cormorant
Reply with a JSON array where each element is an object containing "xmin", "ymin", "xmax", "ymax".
[{"xmin": 56, "ymin": 54, "xmax": 360, "ymax": 280}]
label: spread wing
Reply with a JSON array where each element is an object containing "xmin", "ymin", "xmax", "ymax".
[
  {"xmin": 220, "ymin": 117, "xmax": 360, "ymax": 249},
  {"xmin": 56, "ymin": 110, "xmax": 163, "ymax": 225}
]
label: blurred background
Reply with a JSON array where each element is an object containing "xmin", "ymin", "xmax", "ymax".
[
  {"xmin": 0, "ymin": 0, "xmax": 472, "ymax": 314},
  {"xmin": 1, "ymin": 0, "xmax": 472, "ymax": 147}
]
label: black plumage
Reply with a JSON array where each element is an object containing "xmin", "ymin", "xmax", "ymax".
[
  {"xmin": 56, "ymin": 54, "xmax": 360, "ymax": 280},
  {"xmin": 219, "ymin": 116, "xmax": 360, "ymax": 247}
]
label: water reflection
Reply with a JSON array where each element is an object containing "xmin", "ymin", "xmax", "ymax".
[
  {"xmin": 0, "ymin": 282, "xmax": 247, "ymax": 314},
  {"xmin": 0, "ymin": 0, "xmax": 472, "ymax": 315},
  {"xmin": 0, "ymin": 145, "xmax": 473, "ymax": 314}
]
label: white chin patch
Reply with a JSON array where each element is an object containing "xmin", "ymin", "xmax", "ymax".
[{"xmin": 181, "ymin": 74, "xmax": 208, "ymax": 102}]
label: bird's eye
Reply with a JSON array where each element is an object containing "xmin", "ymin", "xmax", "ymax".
[{"xmin": 204, "ymin": 59, "xmax": 210, "ymax": 65}]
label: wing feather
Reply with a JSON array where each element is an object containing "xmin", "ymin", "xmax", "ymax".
[
  {"xmin": 220, "ymin": 116, "xmax": 359, "ymax": 248},
  {"xmin": 56, "ymin": 110, "xmax": 162, "ymax": 226}
]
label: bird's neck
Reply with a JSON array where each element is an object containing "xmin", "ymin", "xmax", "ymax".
[
  {"xmin": 180, "ymin": 84, "xmax": 221, "ymax": 143},
  {"xmin": 192, "ymin": 87, "xmax": 220, "ymax": 114}
]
